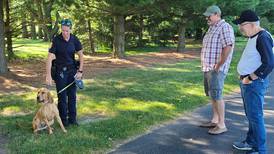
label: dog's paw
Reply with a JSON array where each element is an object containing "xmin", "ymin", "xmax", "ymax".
[
  {"xmin": 49, "ymin": 130, "xmax": 53, "ymax": 134},
  {"xmin": 63, "ymin": 129, "xmax": 67, "ymax": 133}
]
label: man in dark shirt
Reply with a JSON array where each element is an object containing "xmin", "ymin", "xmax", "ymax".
[
  {"xmin": 232, "ymin": 10, "xmax": 274, "ymax": 154},
  {"xmin": 46, "ymin": 19, "xmax": 84, "ymax": 127}
]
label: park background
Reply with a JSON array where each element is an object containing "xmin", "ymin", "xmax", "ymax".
[{"xmin": 1, "ymin": 0, "xmax": 274, "ymax": 153}]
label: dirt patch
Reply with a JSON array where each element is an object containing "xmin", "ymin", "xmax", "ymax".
[{"xmin": 0, "ymin": 50, "xmax": 200, "ymax": 94}]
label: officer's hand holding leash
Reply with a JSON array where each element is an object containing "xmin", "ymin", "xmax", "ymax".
[{"xmin": 75, "ymin": 70, "xmax": 83, "ymax": 80}]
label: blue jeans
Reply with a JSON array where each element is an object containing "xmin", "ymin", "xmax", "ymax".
[
  {"xmin": 55, "ymin": 68, "xmax": 77, "ymax": 125},
  {"xmin": 240, "ymin": 77, "xmax": 269, "ymax": 153}
]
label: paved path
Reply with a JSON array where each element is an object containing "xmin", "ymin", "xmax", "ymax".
[
  {"xmin": 110, "ymin": 73, "xmax": 274, "ymax": 154},
  {"xmin": 0, "ymin": 134, "xmax": 7, "ymax": 154}
]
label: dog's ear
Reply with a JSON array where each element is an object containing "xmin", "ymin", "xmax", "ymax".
[
  {"xmin": 47, "ymin": 91, "xmax": 54, "ymax": 104},
  {"xmin": 37, "ymin": 89, "xmax": 41, "ymax": 95}
]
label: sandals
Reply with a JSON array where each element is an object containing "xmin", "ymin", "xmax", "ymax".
[
  {"xmin": 199, "ymin": 121, "xmax": 217, "ymax": 128},
  {"xmin": 208, "ymin": 126, "xmax": 227, "ymax": 135}
]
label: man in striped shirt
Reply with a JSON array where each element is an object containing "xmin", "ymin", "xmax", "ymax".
[{"xmin": 199, "ymin": 5, "xmax": 235, "ymax": 135}]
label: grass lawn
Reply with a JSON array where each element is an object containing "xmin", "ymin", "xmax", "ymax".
[
  {"xmin": 12, "ymin": 38, "xmax": 202, "ymax": 59},
  {"xmin": 0, "ymin": 38, "xmax": 245, "ymax": 153},
  {"xmin": 13, "ymin": 39, "xmax": 50, "ymax": 60}
]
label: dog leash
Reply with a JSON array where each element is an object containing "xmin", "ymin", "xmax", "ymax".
[
  {"xmin": 57, "ymin": 80, "xmax": 75, "ymax": 95},
  {"xmin": 45, "ymin": 80, "xmax": 75, "ymax": 95},
  {"xmin": 46, "ymin": 75, "xmax": 84, "ymax": 95}
]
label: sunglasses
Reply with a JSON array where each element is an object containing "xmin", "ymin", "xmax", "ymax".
[{"xmin": 61, "ymin": 19, "xmax": 72, "ymax": 27}]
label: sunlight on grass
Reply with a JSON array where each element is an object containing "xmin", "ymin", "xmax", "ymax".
[
  {"xmin": 113, "ymin": 80, "xmax": 136, "ymax": 89},
  {"xmin": 1, "ymin": 106, "xmax": 21, "ymax": 116},
  {"xmin": 13, "ymin": 39, "xmax": 50, "ymax": 60},
  {"xmin": 126, "ymin": 47, "xmax": 162, "ymax": 55},
  {"xmin": 153, "ymin": 67, "xmax": 194, "ymax": 72},
  {"xmin": 23, "ymin": 92, "xmax": 37, "ymax": 100},
  {"xmin": 185, "ymin": 44, "xmax": 202, "ymax": 48},
  {"xmin": 77, "ymin": 98, "xmax": 116, "ymax": 117},
  {"xmin": 116, "ymin": 98, "xmax": 175, "ymax": 112},
  {"xmin": 184, "ymin": 87, "xmax": 204, "ymax": 96},
  {"xmin": 224, "ymin": 84, "xmax": 240, "ymax": 94},
  {"xmin": 0, "ymin": 92, "xmax": 38, "ymax": 117}
]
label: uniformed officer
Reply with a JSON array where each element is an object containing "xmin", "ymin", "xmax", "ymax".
[{"xmin": 46, "ymin": 19, "xmax": 84, "ymax": 126}]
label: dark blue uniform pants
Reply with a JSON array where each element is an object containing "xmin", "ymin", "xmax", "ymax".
[{"xmin": 55, "ymin": 68, "xmax": 77, "ymax": 125}]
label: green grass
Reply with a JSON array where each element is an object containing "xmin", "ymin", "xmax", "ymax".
[
  {"xmin": 12, "ymin": 38, "xmax": 202, "ymax": 59},
  {"xmin": 13, "ymin": 39, "xmax": 50, "ymax": 60},
  {"xmin": 126, "ymin": 39, "xmax": 202, "ymax": 55},
  {"xmin": 126, "ymin": 46, "xmax": 170, "ymax": 55},
  {"xmin": 1, "ymin": 38, "xmax": 245, "ymax": 153}
]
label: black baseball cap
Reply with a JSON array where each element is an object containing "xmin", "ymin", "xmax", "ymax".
[{"xmin": 233, "ymin": 10, "xmax": 259, "ymax": 25}]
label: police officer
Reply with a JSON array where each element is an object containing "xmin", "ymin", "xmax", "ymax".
[{"xmin": 46, "ymin": 19, "xmax": 84, "ymax": 126}]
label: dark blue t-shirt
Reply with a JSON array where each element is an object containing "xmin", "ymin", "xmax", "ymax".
[{"xmin": 49, "ymin": 34, "xmax": 82, "ymax": 67}]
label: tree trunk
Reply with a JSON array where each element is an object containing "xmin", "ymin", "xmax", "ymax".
[
  {"xmin": 38, "ymin": 25, "xmax": 43, "ymax": 39},
  {"xmin": 44, "ymin": 1, "xmax": 58, "ymax": 41},
  {"xmin": 177, "ymin": 22, "xmax": 186, "ymax": 52},
  {"xmin": 195, "ymin": 27, "xmax": 203, "ymax": 40},
  {"xmin": 34, "ymin": 0, "xmax": 58, "ymax": 41},
  {"xmin": 30, "ymin": 13, "xmax": 37, "ymax": 40},
  {"xmin": 22, "ymin": 13, "xmax": 28, "ymax": 38},
  {"xmin": 137, "ymin": 15, "xmax": 144, "ymax": 47},
  {"xmin": 35, "ymin": 0, "xmax": 48, "ymax": 41},
  {"xmin": 5, "ymin": 0, "xmax": 13, "ymax": 59},
  {"xmin": 43, "ymin": 0, "xmax": 51, "ymax": 41},
  {"xmin": 42, "ymin": 29, "xmax": 49, "ymax": 41},
  {"xmin": 27, "ymin": 0, "xmax": 46, "ymax": 40},
  {"xmin": 87, "ymin": 19, "xmax": 95, "ymax": 54},
  {"xmin": 0, "ymin": 1, "xmax": 8, "ymax": 73},
  {"xmin": 85, "ymin": 0, "xmax": 95, "ymax": 54},
  {"xmin": 113, "ymin": 15, "xmax": 125, "ymax": 58}
]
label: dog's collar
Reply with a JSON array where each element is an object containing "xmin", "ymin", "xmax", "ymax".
[{"xmin": 39, "ymin": 100, "xmax": 49, "ymax": 104}]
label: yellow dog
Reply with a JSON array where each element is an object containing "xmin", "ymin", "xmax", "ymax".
[{"xmin": 32, "ymin": 88, "xmax": 67, "ymax": 134}]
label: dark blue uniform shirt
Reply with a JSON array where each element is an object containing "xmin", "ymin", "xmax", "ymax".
[{"xmin": 49, "ymin": 33, "xmax": 82, "ymax": 67}]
